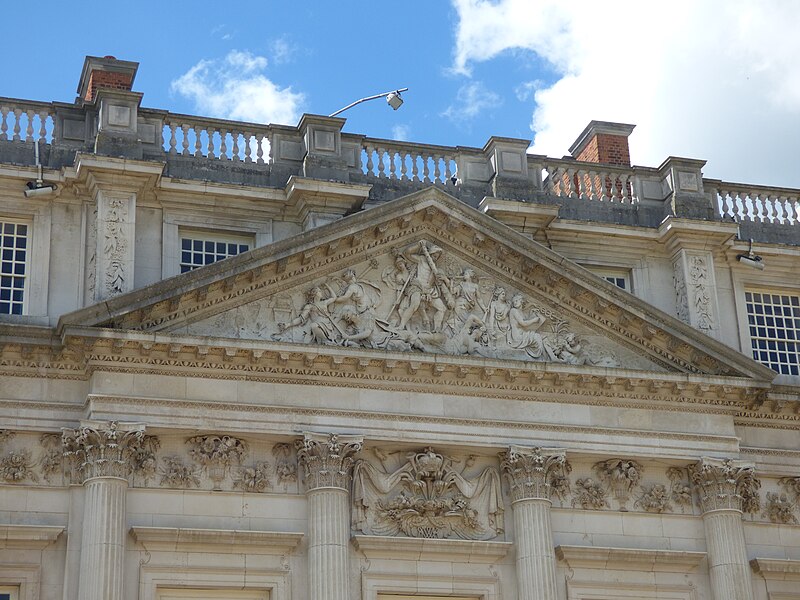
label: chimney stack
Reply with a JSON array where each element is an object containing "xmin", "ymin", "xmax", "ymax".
[
  {"xmin": 77, "ymin": 55, "xmax": 139, "ymax": 103},
  {"xmin": 569, "ymin": 120, "xmax": 635, "ymax": 167}
]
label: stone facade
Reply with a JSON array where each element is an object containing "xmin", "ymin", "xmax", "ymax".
[{"xmin": 0, "ymin": 55, "xmax": 799, "ymax": 600}]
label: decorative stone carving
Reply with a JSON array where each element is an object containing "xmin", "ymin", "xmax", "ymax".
[
  {"xmin": 252, "ymin": 240, "xmax": 620, "ymax": 365},
  {"xmin": 40, "ymin": 433, "xmax": 64, "ymax": 482},
  {"xmin": 0, "ymin": 448, "xmax": 38, "ymax": 483},
  {"xmin": 352, "ymin": 446, "xmax": 504, "ymax": 540},
  {"xmin": 296, "ymin": 432, "xmax": 363, "ymax": 491},
  {"xmin": 186, "ymin": 434, "xmax": 248, "ymax": 490},
  {"xmin": 762, "ymin": 492, "xmax": 797, "ymax": 524},
  {"xmin": 102, "ymin": 197, "xmax": 130, "ymax": 295},
  {"xmin": 159, "ymin": 456, "xmax": 201, "ymax": 488},
  {"xmin": 689, "ymin": 458, "xmax": 760, "ymax": 514},
  {"xmin": 635, "ymin": 483, "xmax": 671, "ymax": 513},
  {"xmin": 233, "ymin": 461, "xmax": 272, "ymax": 493},
  {"xmin": 62, "ymin": 421, "xmax": 146, "ymax": 481},
  {"xmin": 688, "ymin": 255, "xmax": 714, "ymax": 331},
  {"xmin": 499, "ymin": 446, "xmax": 570, "ymax": 502},
  {"xmin": 272, "ymin": 443, "xmax": 298, "ymax": 488},
  {"xmin": 673, "ymin": 258, "xmax": 690, "ymax": 324},
  {"xmin": 667, "ymin": 466, "xmax": 694, "ymax": 511},
  {"xmin": 594, "ymin": 458, "xmax": 643, "ymax": 511},
  {"xmin": 778, "ymin": 476, "xmax": 800, "ymax": 498},
  {"xmin": 572, "ymin": 478, "xmax": 609, "ymax": 510},
  {"xmin": 131, "ymin": 435, "xmax": 160, "ymax": 482}
]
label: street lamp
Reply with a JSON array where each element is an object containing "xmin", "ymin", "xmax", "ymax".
[{"xmin": 329, "ymin": 88, "xmax": 408, "ymax": 117}]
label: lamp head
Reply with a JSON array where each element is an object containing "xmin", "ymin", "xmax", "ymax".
[{"xmin": 386, "ymin": 91, "xmax": 403, "ymax": 111}]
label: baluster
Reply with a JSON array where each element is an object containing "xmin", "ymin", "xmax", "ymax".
[
  {"xmin": 433, "ymin": 155, "xmax": 442, "ymax": 184},
  {"xmin": 722, "ymin": 191, "xmax": 733, "ymax": 219},
  {"xmin": 576, "ymin": 169, "xmax": 587, "ymax": 199},
  {"xmin": 411, "ymin": 153, "xmax": 420, "ymax": 182},
  {"xmin": 620, "ymin": 174, "xmax": 631, "ymax": 203},
  {"xmin": 37, "ymin": 111, "xmax": 48, "ymax": 143},
  {"xmin": 181, "ymin": 124, "xmax": 190, "ymax": 156},
  {"xmin": 388, "ymin": 149, "xmax": 397, "ymax": 180},
  {"xmin": 167, "ymin": 124, "xmax": 177, "ymax": 154},
  {"xmin": 0, "ymin": 107, "xmax": 8, "ymax": 141},
  {"xmin": 422, "ymin": 154, "xmax": 431, "ymax": 183},
  {"xmin": 763, "ymin": 194, "xmax": 775, "ymax": 223},
  {"xmin": 205, "ymin": 127, "xmax": 215, "ymax": 159},
  {"xmin": 193, "ymin": 125, "xmax": 203, "ymax": 157},
  {"xmin": 564, "ymin": 168, "xmax": 576, "ymax": 198},
  {"xmin": 25, "ymin": 110, "xmax": 35, "ymax": 142},
  {"xmin": 256, "ymin": 133, "xmax": 265, "ymax": 164},
  {"xmin": 790, "ymin": 196, "xmax": 800, "ymax": 225},
  {"xmin": 585, "ymin": 170, "xmax": 596, "ymax": 200},
  {"xmin": 444, "ymin": 155, "xmax": 453, "ymax": 185},
  {"xmin": 377, "ymin": 147, "xmax": 387, "ymax": 178},
  {"xmin": 364, "ymin": 145, "xmax": 374, "ymax": 175},
  {"xmin": 219, "ymin": 129, "xmax": 228, "ymax": 160},
  {"xmin": 400, "ymin": 150, "xmax": 409, "ymax": 181},
  {"xmin": 268, "ymin": 132, "xmax": 275, "ymax": 164},
  {"xmin": 244, "ymin": 132, "xmax": 253, "ymax": 163},
  {"xmin": 12, "ymin": 108, "xmax": 22, "ymax": 141},
  {"xmin": 231, "ymin": 132, "xmax": 241, "ymax": 162},
  {"xmin": 545, "ymin": 166, "xmax": 557, "ymax": 195}
]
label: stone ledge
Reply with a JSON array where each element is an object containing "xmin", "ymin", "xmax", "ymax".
[
  {"xmin": 750, "ymin": 557, "xmax": 800, "ymax": 580},
  {"xmin": 130, "ymin": 526, "xmax": 303, "ymax": 554},
  {"xmin": 352, "ymin": 534, "xmax": 512, "ymax": 563},
  {"xmin": 0, "ymin": 524, "xmax": 64, "ymax": 549},
  {"xmin": 556, "ymin": 545, "xmax": 706, "ymax": 572}
]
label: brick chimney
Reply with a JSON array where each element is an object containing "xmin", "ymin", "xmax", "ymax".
[
  {"xmin": 569, "ymin": 120, "xmax": 635, "ymax": 166},
  {"xmin": 77, "ymin": 55, "xmax": 139, "ymax": 103}
]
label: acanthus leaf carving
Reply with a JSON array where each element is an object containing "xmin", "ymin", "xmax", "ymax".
[
  {"xmin": 61, "ymin": 421, "xmax": 146, "ymax": 482},
  {"xmin": 593, "ymin": 458, "xmax": 643, "ymax": 511},
  {"xmin": 499, "ymin": 446, "xmax": 570, "ymax": 503},
  {"xmin": 352, "ymin": 446, "xmax": 504, "ymax": 541},
  {"xmin": 159, "ymin": 456, "xmax": 201, "ymax": 489},
  {"xmin": 571, "ymin": 478, "xmax": 609, "ymax": 510},
  {"xmin": 272, "ymin": 443, "xmax": 298, "ymax": 489},
  {"xmin": 296, "ymin": 432, "xmax": 363, "ymax": 491},
  {"xmin": 689, "ymin": 457, "xmax": 760, "ymax": 514},
  {"xmin": 762, "ymin": 492, "xmax": 797, "ymax": 524},
  {"xmin": 233, "ymin": 461, "xmax": 272, "ymax": 493},
  {"xmin": 186, "ymin": 434, "xmax": 248, "ymax": 490},
  {"xmin": 0, "ymin": 448, "xmax": 38, "ymax": 483}
]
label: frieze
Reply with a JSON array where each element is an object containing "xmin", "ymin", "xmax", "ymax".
[
  {"xmin": 352, "ymin": 446, "xmax": 504, "ymax": 540},
  {"xmin": 187, "ymin": 434, "xmax": 248, "ymax": 489},
  {"xmin": 593, "ymin": 458, "xmax": 643, "ymax": 511}
]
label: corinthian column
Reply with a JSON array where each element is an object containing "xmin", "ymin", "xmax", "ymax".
[
  {"xmin": 689, "ymin": 457, "xmax": 760, "ymax": 600},
  {"xmin": 296, "ymin": 432, "xmax": 363, "ymax": 600},
  {"xmin": 500, "ymin": 446, "xmax": 569, "ymax": 600},
  {"xmin": 62, "ymin": 421, "xmax": 145, "ymax": 600}
]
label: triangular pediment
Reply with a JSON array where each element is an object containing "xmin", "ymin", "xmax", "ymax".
[{"xmin": 59, "ymin": 187, "xmax": 775, "ymax": 381}]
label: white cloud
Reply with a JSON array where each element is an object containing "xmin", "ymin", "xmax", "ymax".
[
  {"xmin": 171, "ymin": 50, "xmax": 305, "ymax": 125},
  {"xmin": 442, "ymin": 81, "xmax": 501, "ymax": 122},
  {"xmin": 392, "ymin": 124, "xmax": 411, "ymax": 141},
  {"xmin": 270, "ymin": 37, "xmax": 296, "ymax": 64},
  {"xmin": 452, "ymin": 0, "xmax": 800, "ymax": 186}
]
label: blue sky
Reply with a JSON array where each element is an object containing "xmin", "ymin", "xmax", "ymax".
[{"xmin": 5, "ymin": 1, "xmax": 800, "ymax": 187}]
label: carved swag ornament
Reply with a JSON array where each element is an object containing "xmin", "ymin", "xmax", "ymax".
[{"xmin": 352, "ymin": 447, "xmax": 504, "ymax": 540}]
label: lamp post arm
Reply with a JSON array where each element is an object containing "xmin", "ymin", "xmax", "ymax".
[{"xmin": 329, "ymin": 88, "xmax": 408, "ymax": 117}]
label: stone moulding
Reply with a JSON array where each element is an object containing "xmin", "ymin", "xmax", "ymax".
[
  {"xmin": 750, "ymin": 557, "xmax": 800, "ymax": 580},
  {"xmin": 0, "ymin": 524, "xmax": 64, "ymax": 549},
  {"xmin": 351, "ymin": 534, "xmax": 512, "ymax": 563},
  {"xmin": 129, "ymin": 526, "xmax": 303, "ymax": 554},
  {"xmin": 555, "ymin": 545, "xmax": 706, "ymax": 573}
]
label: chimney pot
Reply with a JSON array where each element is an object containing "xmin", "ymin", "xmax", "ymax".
[
  {"xmin": 569, "ymin": 120, "xmax": 636, "ymax": 167},
  {"xmin": 77, "ymin": 55, "xmax": 139, "ymax": 103}
]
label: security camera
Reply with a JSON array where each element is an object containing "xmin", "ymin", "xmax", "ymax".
[
  {"xmin": 737, "ymin": 254, "xmax": 764, "ymax": 270},
  {"xmin": 24, "ymin": 182, "xmax": 56, "ymax": 198}
]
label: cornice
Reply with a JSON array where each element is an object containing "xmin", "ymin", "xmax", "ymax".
[
  {"xmin": 556, "ymin": 545, "xmax": 706, "ymax": 573},
  {"xmin": 352, "ymin": 534, "xmax": 512, "ymax": 563},
  {"xmin": 130, "ymin": 526, "xmax": 303, "ymax": 554},
  {"xmin": 0, "ymin": 524, "xmax": 64, "ymax": 549},
  {"xmin": 750, "ymin": 557, "xmax": 800, "ymax": 580}
]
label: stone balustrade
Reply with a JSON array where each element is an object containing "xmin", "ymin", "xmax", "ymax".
[
  {"xmin": 162, "ymin": 113, "xmax": 272, "ymax": 163},
  {"xmin": 538, "ymin": 157, "xmax": 638, "ymax": 204},
  {"xmin": 1, "ymin": 94, "xmax": 798, "ymax": 245},
  {"xmin": 360, "ymin": 137, "xmax": 458, "ymax": 186},
  {"xmin": 0, "ymin": 97, "xmax": 55, "ymax": 144},
  {"xmin": 712, "ymin": 181, "xmax": 800, "ymax": 226}
]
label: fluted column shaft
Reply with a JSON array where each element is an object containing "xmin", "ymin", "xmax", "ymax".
[
  {"xmin": 307, "ymin": 487, "xmax": 351, "ymax": 600},
  {"xmin": 501, "ymin": 446, "xmax": 567, "ymax": 600},
  {"xmin": 78, "ymin": 476, "xmax": 128, "ymax": 600},
  {"xmin": 702, "ymin": 509, "xmax": 753, "ymax": 600},
  {"xmin": 297, "ymin": 432, "xmax": 363, "ymax": 600},
  {"xmin": 513, "ymin": 498, "xmax": 557, "ymax": 600}
]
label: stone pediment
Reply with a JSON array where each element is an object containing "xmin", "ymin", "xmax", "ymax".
[{"xmin": 59, "ymin": 187, "xmax": 775, "ymax": 380}]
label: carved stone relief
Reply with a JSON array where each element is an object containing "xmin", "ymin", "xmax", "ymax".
[
  {"xmin": 594, "ymin": 458, "xmax": 643, "ymax": 511},
  {"xmin": 689, "ymin": 458, "xmax": 760, "ymax": 514},
  {"xmin": 0, "ymin": 448, "xmax": 38, "ymax": 483},
  {"xmin": 762, "ymin": 492, "xmax": 797, "ymax": 524},
  {"xmin": 182, "ymin": 238, "xmax": 669, "ymax": 368},
  {"xmin": 62, "ymin": 421, "xmax": 146, "ymax": 482},
  {"xmin": 186, "ymin": 434, "xmax": 248, "ymax": 490},
  {"xmin": 572, "ymin": 478, "xmax": 609, "ymax": 509},
  {"xmin": 159, "ymin": 456, "xmax": 201, "ymax": 488},
  {"xmin": 672, "ymin": 258, "xmax": 690, "ymax": 325},
  {"xmin": 352, "ymin": 446, "xmax": 504, "ymax": 540},
  {"xmin": 499, "ymin": 446, "xmax": 570, "ymax": 502}
]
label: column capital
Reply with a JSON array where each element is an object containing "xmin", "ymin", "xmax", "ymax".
[
  {"xmin": 296, "ymin": 432, "xmax": 363, "ymax": 491},
  {"xmin": 689, "ymin": 457, "xmax": 761, "ymax": 514},
  {"xmin": 62, "ymin": 420, "xmax": 146, "ymax": 482},
  {"xmin": 500, "ymin": 446, "xmax": 569, "ymax": 502}
]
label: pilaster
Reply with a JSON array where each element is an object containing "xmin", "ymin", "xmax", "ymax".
[
  {"xmin": 689, "ymin": 457, "xmax": 760, "ymax": 600},
  {"xmin": 297, "ymin": 432, "xmax": 363, "ymax": 600},
  {"xmin": 500, "ymin": 446, "xmax": 568, "ymax": 600}
]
